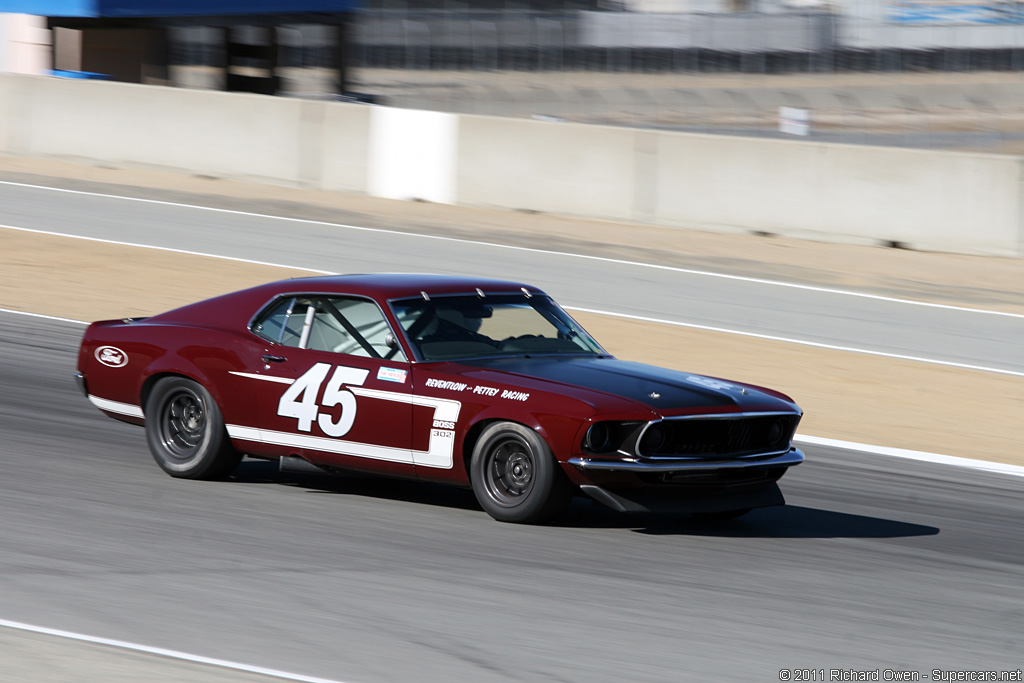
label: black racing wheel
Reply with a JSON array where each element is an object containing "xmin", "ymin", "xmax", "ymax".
[
  {"xmin": 144, "ymin": 377, "xmax": 241, "ymax": 480},
  {"xmin": 470, "ymin": 421, "xmax": 573, "ymax": 524}
]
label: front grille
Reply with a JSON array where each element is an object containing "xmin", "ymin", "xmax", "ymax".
[{"xmin": 640, "ymin": 414, "xmax": 799, "ymax": 459}]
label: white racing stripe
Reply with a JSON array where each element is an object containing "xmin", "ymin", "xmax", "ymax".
[
  {"xmin": 227, "ymin": 425, "xmax": 419, "ymax": 465},
  {"xmin": 228, "ymin": 371, "xmax": 295, "ymax": 384},
  {"xmin": 226, "ymin": 388, "xmax": 461, "ymax": 469},
  {"xmin": 0, "ymin": 618, "xmax": 354, "ymax": 683},
  {"xmin": 88, "ymin": 395, "xmax": 144, "ymax": 419},
  {"xmin": 1, "ymin": 180, "xmax": 1022, "ymax": 320}
]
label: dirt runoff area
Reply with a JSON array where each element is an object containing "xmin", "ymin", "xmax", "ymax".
[{"xmin": 1, "ymin": 156, "xmax": 1022, "ymax": 466}]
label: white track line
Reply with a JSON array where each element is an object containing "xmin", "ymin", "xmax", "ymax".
[
  {"xmin": 0, "ymin": 308, "xmax": 87, "ymax": 325},
  {"xmin": 2, "ymin": 179, "xmax": 1021, "ymax": 320},
  {"xmin": 1, "ymin": 224, "xmax": 333, "ymax": 275},
  {"xmin": 0, "ymin": 306, "xmax": 1020, "ymax": 479},
  {"xmin": 794, "ymin": 436, "xmax": 1024, "ymax": 478},
  {"xmin": 0, "ymin": 619, "xmax": 353, "ymax": 683},
  {"xmin": 4, "ymin": 225, "xmax": 1022, "ymax": 379},
  {"xmin": 565, "ymin": 306, "xmax": 1024, "ymax": 378}
]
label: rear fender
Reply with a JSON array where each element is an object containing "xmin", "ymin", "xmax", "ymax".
[{"xmin": 139, "ymin": 349, "xmax": 255, "ymax": 427}]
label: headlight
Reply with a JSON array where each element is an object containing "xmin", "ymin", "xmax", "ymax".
[
  {"xmin": 640, "ymin": 423, "xmax": 667, "ymax": 455},
  {"xmin": 582, "ymin": 421, "xmax": 644, "ymax": 454},
  {"xmin": 584, "ymin": 422, "xmax": 612, "ymax": 453}
]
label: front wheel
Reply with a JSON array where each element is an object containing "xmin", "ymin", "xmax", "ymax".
[
  {"xmin": 470, "ymin": 422, "xmax": 573, "ymax": 524},
  {"xmin": 144, "ymin": 377, "xmax": 241, "ymax": 480}
]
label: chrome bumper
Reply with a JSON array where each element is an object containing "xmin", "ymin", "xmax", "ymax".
[
  {"xmin": 568, "ymin": 447, "xmax": 804, "ymax": 473},
  {"xmin": 73, "ymin": 372, "xmax": 88, "ymax": 398}
]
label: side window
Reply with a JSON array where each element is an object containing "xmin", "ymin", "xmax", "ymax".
[
  {"xmin": 252, "ymin": 295, "xmax": 405, "ymax": 361},
  {"xmin": 308, "ymin": 297, "xmax": 405, "ymax": 361},
  {"xmin": 252, "ymin": 297, "xmax": 314, "ymax": 347}
]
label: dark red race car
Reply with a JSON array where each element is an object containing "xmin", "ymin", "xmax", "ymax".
[{"xmin": 76, "ymin": 274, "xmax": 803, "ymax": 523}]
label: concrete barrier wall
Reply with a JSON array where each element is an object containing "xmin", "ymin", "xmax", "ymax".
[
  {"xmin": 317, "ymin": 101, "xmax": 371, "ymax": 194},
  {"xmin": 651, "ymin": 133, "xmax": 1024, "ymax": 253},
  {"xmin": 0, "ymin": 73, "xmax": 1021, "ymax": 256},
  {"xmin": 14, "ymin": 77, "xmax": 308, "ymax": 184},
  {"xmin": 456, "ymin": 115, "xmax": 640, "ymax": 222},
  {"xmin": 0, "ymin": 75, "xmax": 13, "ymax": 153},
  {"xmin": 453, "ymin": 114, "xmax": 1023, "ymax": 255},
  {"xmin": 0, "ymin": 74, "xmax": 371, "ymax": 192}
]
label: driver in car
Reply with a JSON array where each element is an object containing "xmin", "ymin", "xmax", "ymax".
[{"xmin": 423, "ymin": 306, "xmax": 497, "ymax": 346}]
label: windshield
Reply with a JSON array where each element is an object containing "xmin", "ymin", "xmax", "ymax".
[{"xmin": 390, "ymin": 294, "xmax": 605, "ymax": 361}]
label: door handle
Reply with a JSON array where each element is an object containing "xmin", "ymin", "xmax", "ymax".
[{"xmin": 262, "ymin": 355, "xmax": 287, "ymax": 363}]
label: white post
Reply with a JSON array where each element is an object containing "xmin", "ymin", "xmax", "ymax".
[{"xmin": 0, "ymin": 14, "xmax": 50, "ymax": 75}]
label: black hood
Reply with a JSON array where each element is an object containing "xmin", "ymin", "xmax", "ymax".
[{"xmin": 462, "ymin": 356, "xmax": 796, "ymax": 415}]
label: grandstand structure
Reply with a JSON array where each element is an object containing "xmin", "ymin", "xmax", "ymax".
[
  {"xmin": 0, "ymin": 0, "xmax": 357, "ymax": 93},
  {"xmin": 3, "ymin": 0, "xmax": 1024, "ymax": 93}
]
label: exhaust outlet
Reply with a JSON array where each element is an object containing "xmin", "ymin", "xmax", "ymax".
[{"xmin": 279, "ymin": 455, "xmax": 329, "ymax": 475}]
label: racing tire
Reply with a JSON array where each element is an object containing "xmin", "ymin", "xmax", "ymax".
[
  {"xmin": 470, "ymin": 422, "xmax": 573, "ymax": 524},
  {"xmin": 144, "ymin": 377, "xmax": 242, "ymax": 480}
]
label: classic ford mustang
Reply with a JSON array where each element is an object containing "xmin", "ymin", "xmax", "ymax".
[{"xmin": 76, "ymin": 274, "xmax": 803, "ymax": 523}]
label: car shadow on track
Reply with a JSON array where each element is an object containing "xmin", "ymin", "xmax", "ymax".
[
  {"xmin": 615, "ymin": 505, "xmax": 940, "ymax": 539},
  {"xmin": 228, "ymin": 459, "xmax": 483, "ymax": 512},
  {"xmin": 228, "ymin": 461, "xmax": 939, "ymax": 538}
]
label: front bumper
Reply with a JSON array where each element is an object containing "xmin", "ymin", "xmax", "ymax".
[
  {"xmin": 579, "ymin": 481, "xmax": 786, "ymax": 514},
  {"xmin": 568, "ymin": 447, "xmax": 803, "ymax": 514},
  {"xmin": 568, "ymin": 447, "xmax": 804, "ymax": 473}
]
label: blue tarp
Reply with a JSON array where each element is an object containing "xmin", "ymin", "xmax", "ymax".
[
  {"xmin": 0, "ymin": 0, "xmax": 357, "ymax": 17},
  {"xmin": 51, "ymin": 69, "xmax": 112, "ymax": 78}
]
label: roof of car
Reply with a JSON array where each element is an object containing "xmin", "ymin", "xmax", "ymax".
[
  {"xmin": 263, "ymin": 273, "xmax": 546, "ymax": 300},
  {"xmin": 145, "ymin": 274, "xmax": 552, "ymax": 330}
]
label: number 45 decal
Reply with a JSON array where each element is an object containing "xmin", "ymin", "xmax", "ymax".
[{"xmin": 278, "ymin": 363, "xmax": 370, "ymax": 437}]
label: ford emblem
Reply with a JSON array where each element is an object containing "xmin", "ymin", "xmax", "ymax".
[{"xmin": 95, "ymin": 345, "xmax": 128, "ymax": 368}]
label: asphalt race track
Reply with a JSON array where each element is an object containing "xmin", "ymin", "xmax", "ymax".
[
  {"xmin": 1, "ymin": 179, "xmax": 1022, "ymax": 375},
  {"xmin": 2, "ymin": 310, "xmax": 1022, "ymax": 682}
]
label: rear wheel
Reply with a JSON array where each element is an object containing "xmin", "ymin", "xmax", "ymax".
[
  {"xmin": 470, "ymin": 422, "xmax": 573, "ymax": 524},
  {"xmin": 144, "ymin": 377, "xmax": 241, "ymax": 480}
]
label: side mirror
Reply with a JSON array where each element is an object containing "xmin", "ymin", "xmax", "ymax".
[{"xmin": 385, "ymin": 333, "xmax": 398, "ymax": 349}]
